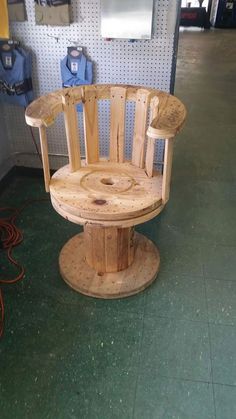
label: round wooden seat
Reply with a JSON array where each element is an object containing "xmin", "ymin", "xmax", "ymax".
[{"xmin": 50, "ymin": 161, "xmax": 163, "ymax": 223}]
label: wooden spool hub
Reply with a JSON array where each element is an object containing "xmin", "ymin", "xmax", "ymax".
[{"xmin": 59, "ymin": 225, "xmax": 160, "ymax": 299}]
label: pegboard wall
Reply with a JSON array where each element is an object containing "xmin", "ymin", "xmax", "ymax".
[{"xmin": 1, "ymin": 0, "xmax": 181, "ymax": 170}]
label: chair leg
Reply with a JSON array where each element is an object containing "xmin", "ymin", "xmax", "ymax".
[{"xmin": 59, "ymin": 226, "xmax": 160, "ymax": 299}]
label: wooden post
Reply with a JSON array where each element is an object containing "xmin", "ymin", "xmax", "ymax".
[
  {"xmin": 132, "ymin": 89, "xmax": 150, "ymax": 169},
  {"xmin": 84, "ymin": 225, "xmax": 135, "ymax": 273},
  {"xmin": 145, "ymin": 96, "xmax": 159, "ymax": 177},
  {"xmin": 39, "ymin": 125, "xmax": 50, "ymax": 192},
  {"xmin": 83, "ymin": 86, "xmax": 99, "ymax": 164},
  {"xmin": 162, "ymin": 138, "xmax": 174, "ymax": 204},
  {"xmin": 109, "ymin": 86, "xmax": 126, "ymax": 163},
  {"xmin": 62, "ymin": 94, "xmax": 81, "ymax": 172},
  {"xmin": 145, "ymin": 137, "xmax": 155, "ymax": 178}
]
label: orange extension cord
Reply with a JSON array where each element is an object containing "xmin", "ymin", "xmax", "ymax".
[{"xmin": 0, "ymin": 199, "xmax": 48, "ymax": 337}]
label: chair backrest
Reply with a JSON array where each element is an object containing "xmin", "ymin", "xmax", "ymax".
[
  {"xmin": 61, "ymin": 84, "xmax": 158, "ymax": 172},
  {"xmin": 25, "ymin": 84, "xmax": 186, "ymax": 194}
]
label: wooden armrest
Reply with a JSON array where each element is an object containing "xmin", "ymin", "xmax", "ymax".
[
  {"xmin": 147, "ymin": 94, "xmax": 187, "ymax": 139},
  {"xmin": 25, "ymin": 89, "xmax": 65, "ymax": 127},
  {"xmin": 25, "ymin": 87, "xmax": 82, "ymax": 128}
]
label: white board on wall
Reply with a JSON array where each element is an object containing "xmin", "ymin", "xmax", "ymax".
[{"xmin": 100, "ymin": 0, "xmax": 154, "ymax": 40}]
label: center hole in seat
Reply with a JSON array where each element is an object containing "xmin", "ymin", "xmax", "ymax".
[{"xmin": 101, "ymin": 178, "xmax": 114, "ymax": 186}]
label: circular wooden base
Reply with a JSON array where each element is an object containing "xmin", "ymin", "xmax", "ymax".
[{"xmin": 59, "ymin": 232, "xmax": 160, "ymax": 299}]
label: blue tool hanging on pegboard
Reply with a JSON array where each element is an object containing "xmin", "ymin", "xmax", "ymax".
[
  {"xmin": 0, "ymin": 40, "xmax": 33, "ymax": 107},
  {"xmin": 60, "ymin": 46, "xmax": 93, "ymax": 111}
]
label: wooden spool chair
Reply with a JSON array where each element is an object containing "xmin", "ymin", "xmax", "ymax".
[{"xmin": 25, "ymin": 84, "xmax": 186, "ymax": 298}]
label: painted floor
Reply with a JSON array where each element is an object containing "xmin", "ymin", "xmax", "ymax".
[{"xmin": 1, "ymin": 29, "xmax": 236, "ymax": 418}]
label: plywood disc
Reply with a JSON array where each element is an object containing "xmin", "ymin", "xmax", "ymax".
[
  {"xmin": 59, "ymin": 232, "xmax": 160, "ymax": 299},
  {"xmin": 50, "ymin": 161, "xmax": 163, "ymax": 222}
]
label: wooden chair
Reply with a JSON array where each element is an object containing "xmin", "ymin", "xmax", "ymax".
[{"xmin": 25, "ymin": 84, "xmax": 186, "ymax": 298}]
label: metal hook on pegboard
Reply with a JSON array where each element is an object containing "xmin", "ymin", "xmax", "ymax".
[
  {"xmin": 66, "ymin": 38, "xmax": 83, "ymax": 47},
  {"xmin": 46, "ymin": 34, "xmax": 82, "ymax": 48},
  {"xmin": 46, "ymin": 33, "xmax": 60, "ymax": 43}
]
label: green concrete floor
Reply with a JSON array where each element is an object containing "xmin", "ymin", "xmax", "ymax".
[{"xmin": 1, "ymin": 29, "xmax": 236, "ymax": 418}]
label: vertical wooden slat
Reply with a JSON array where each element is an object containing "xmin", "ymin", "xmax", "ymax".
[
  {"xmin": 85, "ymin": 224, "xmax": 106, "ymax": 273},
  {"xmin": 117, "ymin": 227, "xmax": 135, "ymax": 271},
  {"xmin": 39, "ymin": 125, "xmax": 50, "ymax": 192},
  {"xmin": 162, "ymin": 138, "xmax": 174, "ymax": 204},
  {"xmin": 83, "ymin": 224, "xmax": 94, "ymax": 268},
  {"xmin": 145, "ymin": 96, "xmax": 159, "ymax": 177},
  {"xmin": 83, "ymin": 86, "xmax": 99, "ymax": 164},
  {"xmin": 131, "ymin": 89, "xmax": 150, "ymax": 168},
  {"xmin": 128, "ymin": 227, "xmax": 135, "ymax": 266},
  {"xmin": 109, "ymin": 86, "xmax": 126, "ymax": 163},
  {"xmin": 91, "ymin": 226, "xmax": 106, "ymax": 273},
  {"xmin": 62, "ymin": 94, "xmax": 81, "ymax": 172},
  {"xmin": 105, "ymin": 227, "xmax": 118, "ymax": 272}
]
